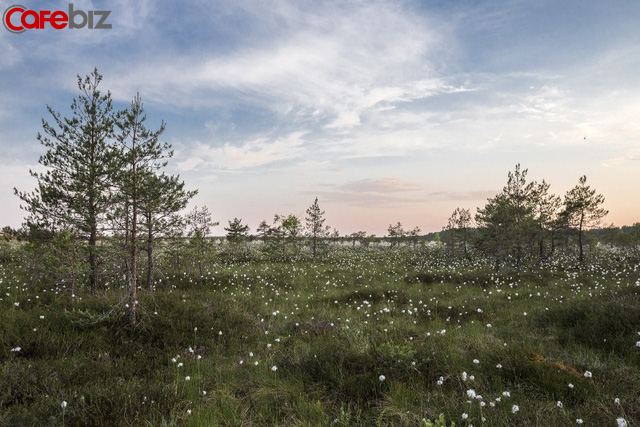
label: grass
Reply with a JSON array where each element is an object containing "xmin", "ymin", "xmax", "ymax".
[{"xmin": 1, "ymin": 245, "xmax": 639, "ymax": 426}]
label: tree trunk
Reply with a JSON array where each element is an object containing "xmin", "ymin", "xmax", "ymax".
[
  {"xmin": 578, "ymin": 212, "xmax": 585, "ymax": 264},
  {"xmin": 89, "ymin": 226, "xmax": 98, "ymax": 291},
  {"xmin": 146, "ymin": 213, "xmax": 154, "ymax": 290}
]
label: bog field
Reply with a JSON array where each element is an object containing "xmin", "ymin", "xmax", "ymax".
[{"xmin": 1, "ymin": 244, "xmax": 640, "ymax": 426}]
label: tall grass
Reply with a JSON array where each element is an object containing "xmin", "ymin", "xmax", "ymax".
[{"xmin": 1, "ymin": 246, "xmax": 639, "ymax": 425}]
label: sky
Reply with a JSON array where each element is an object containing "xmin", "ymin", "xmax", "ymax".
[{"xmin": 1, "ymin": 0, "xmax": 639, "ymax": 236}]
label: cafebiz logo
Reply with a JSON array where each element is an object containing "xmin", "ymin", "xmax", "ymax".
[{"xmin": 3, "ymin": 4, "xmax": 112, "ymax": 33}]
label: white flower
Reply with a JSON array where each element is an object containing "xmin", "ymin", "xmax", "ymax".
[
  {"xmin": 502, "ymin": 391, "xmax": 511, "ymax": 397},
  {"xmin": 473, "ymin": 359, "xmax": 480, "ymax": 364},
  {"xmin": 10, "ymin": 347, "xmax": 21, "ymax": 352},
  {"xmin": 61, "ymin": 401, "xmax": 67, "ymax": 409},
  {"xmin": 466, "ymin": 389, "xmax": 476, "ymax": 399},
  {"xmin": 636, "ymin": 341, "xmax": 640, "ymax": 347},
  {"xmin": 557, "ymin": 401, "xmax": 563, "ymax": 408},
  {"xmin": 461, "ymin": 372, "xmax": 468, "ymax": 381},
  {"xmin": 512, "ymin": 405, "xmax": 519, "ymax": 414},
  {"xmin": 496, "ymin": 363, "xmax": 503, "ymax": 369},
  {"xmin": 583, "ymin": 371, "xmax": 592, "ymax": 378},
  {"xmin": 177, "ymin": 362, "xmax": 183, "ymax": 368},
  {"xmin": 271, "ymin": 365, "xmax": 278, "ymax": 372},
  {"xmin": 378, "ymin": 375, "xmax": 386, "ymax": 382},
  {"xmin": 617, "ymin": 418, "xmax": 628, "ymax": 427},
  {"xmin": 461, "ymin": 413, "xmax": 469, "ymax": 420},
  {"xmin": 568, "ymin": 383, "xmax": 574, "ymax": 389},
  {"xmin": 614, "ymin": 397, "xmax": 621, "ymax": 405},
  {"xmin": 185, "ymin": 376, "xmax": 191, "ymax": 381},
  {"xmin": 576, "ymin": 419, "xmax": 583, "ymax": 424}
]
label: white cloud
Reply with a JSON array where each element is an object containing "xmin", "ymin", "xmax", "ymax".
[{"xmin": 186, "ymin": 131, "xmax": 307, "ymax": 170}]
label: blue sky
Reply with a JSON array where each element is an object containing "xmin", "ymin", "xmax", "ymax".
[{"xmin": 2, "ymin": 0, "xmax": 639, "ymax": 235}]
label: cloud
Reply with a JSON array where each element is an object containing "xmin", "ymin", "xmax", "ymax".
[
  {"xmin": 183, "ymin": 131, "xmax": 307, "ymax": 170},
  {"xmin": 339, "ymin": 177, "xmax": 423, "ymax": 193},
  {"xmin": 107, "ymin": 1, "xmax": 447, "ymax": 123},
  {"xmin": 602, "ymin": 151, "xmax": 640, "ymax": 167}
]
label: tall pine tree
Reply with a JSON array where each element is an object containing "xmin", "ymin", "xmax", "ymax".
[{"xmin": 15, "ymin": 68, "xmax": 119, "ymax": 290}]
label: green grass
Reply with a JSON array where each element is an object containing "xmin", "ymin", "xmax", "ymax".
[{"xmin": 1, "ymin": 247, "xmax": 639, "ymax": 426}]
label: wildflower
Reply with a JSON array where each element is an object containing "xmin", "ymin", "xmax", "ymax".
[
  {"xmin": 473, "ymin": 359, "xmax": 480, "ymax": 364},
  {"xmin": 461, "ymin": 371, "xmax": 468, "ymax": 381},
  {"xmin": 254, "ymin": 361, "xmax": 258, "ymax": 366},
  {"xmin": 10, "ymin": 347, "xmax": 21, "ymax": 352},
  {"xmin": 185, "ymin": 376, "xmax": 191, "ymax": 381},
  {"xmin": 466, "ymin": 389, "xmax": 476, "ymax": 399},
  {"xmin": 583, "ymin": 371, "xmax": 592, "ymax": 378},
  {"xmin": 557, "ymin": 401, "xmax": 563, "ymax": 408},
  {"xmin": 576, "ymin": 419, "xmax": 583, "ymax": 424},
  {"xmin": 271, "ymin": 365, "xmax": 278, "ymax": 372},
  {"xmin": 496, "ymin": 363, "xmax": 503, "ymax": 369},
  {"xmin": 636, "ymin": 341, "xmax": 640, "ymax": 348},
  {"xmin": 461, "ymin": 413, "xmax": 469, "ymax": 420},
  {"xmin": 39, "ymin": 315, "xmax": 45, "ymax": 319},
  {"xmin": 568, "ymin": 383, "xmax": 574, "ymax": 389},
  {"xmin": 61, "ymin": 401, "xmax": 67, "ymax": 409},
  {"xmin": 617, "ymin": 418, "xmax": 628, "ymax": 427},
  {"xmin": 379, "ymin": 375, "xmax": 386, "ymax": 382},
  {"xmin": 502, "ymin": 391, "xmax": 511, "ymax": 397},
  {"xmin": 186, "ymin": 409, "xmax": 192, "ymax": 415},
  {"xmin": 614, "ymin": 397, "xmax": 621, "ymax": 405},
  {"xmin": 177, "ymin": 362, "xmax": 184, "ymax": 368},
  {"xmin": 512, "ymin": 405, "xmax": 519, "ymax": 414}
]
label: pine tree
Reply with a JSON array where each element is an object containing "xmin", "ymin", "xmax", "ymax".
[
  {"xmin": 563, "ymin": 175, "xmax": 608, "ymax": 264},
  {"xmin": 305, "ymin": 197, "xmax": 326, "ymax": 259},
  {"xmin": 186, "ymin": 206, "xmax": 219, "ymax": 279},
  {"xmin": 14, "ymin": 68, "xmax": 119, "ymax": 290},
  {"xmin": 475, "ymin": 164, "xmax": 538, "ymax": 269},
  {"xmin": 113, "ymin": 94, "xmax": 174, "ymax": 324},
  {"xmin": 139, "ymin": 172, "xmax": 195, "ymax": 290},
  {"xmin": 225, "ymin": 218, "xmax": 250, "ymax": 242}
]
